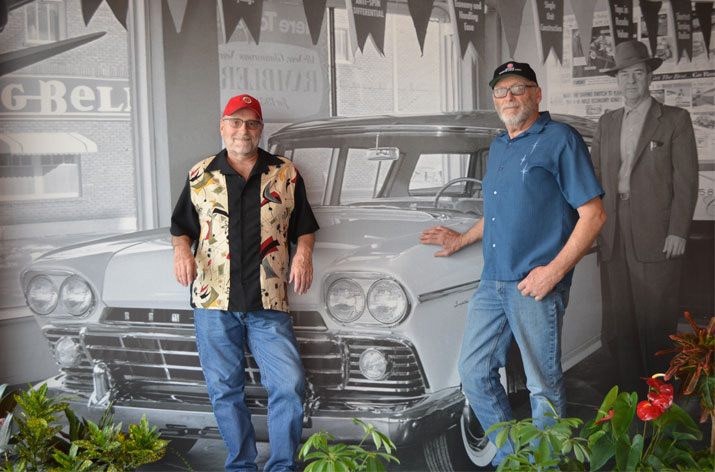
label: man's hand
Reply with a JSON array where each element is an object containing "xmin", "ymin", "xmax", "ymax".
[
  {"xmin": 290, "ymin": 233, "xmax": 315, "ymax": 295},
  {"xmin": 419, "ymin": 226, "xmax": 463, "ymax": 257},
  {"xmin": 289, "ymin": 252, "xmax": 313, "ymax": 295},
  {"xmin": 517, "ymin": 266, "xmax": 561, "ymax": 302},
  {"xmin": 174, "ymin": 246, "xmax": 196, "ymax": 287},
  {"xmin": 663, "ymin": 235, "xmax": 686, "ymax": 259}
]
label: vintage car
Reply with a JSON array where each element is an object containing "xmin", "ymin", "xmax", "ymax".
[{"xmin": 21, "ymin": 111, "xmax": 602, "ymax": 471}]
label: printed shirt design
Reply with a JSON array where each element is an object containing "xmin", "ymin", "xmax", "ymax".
[{"xmin": 188, "ymin": 155, "xmax": 297, "ymax": 312}]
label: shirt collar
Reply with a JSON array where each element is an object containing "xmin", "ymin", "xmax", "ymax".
[
  {"xmin": 204, "ymin": 148, "xmax": 282, "ymax": 178},
  {"xmin": 498, "ymin": 111, "xmax": 551, "ymax": 141},
  {"xmin": 624, "ymin": 96, "xmax": 652, "ymax": 115}
]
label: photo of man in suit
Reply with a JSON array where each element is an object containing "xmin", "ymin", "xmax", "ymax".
[{"xmin": 591, "ymin": 40, "xmax": 699, "ymax": 392}]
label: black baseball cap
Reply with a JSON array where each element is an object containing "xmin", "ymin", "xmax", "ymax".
[{"xmin": 489, "ymin": 61, "xmax": 538, "ymax": 88}]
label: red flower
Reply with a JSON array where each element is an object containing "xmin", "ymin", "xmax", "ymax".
[
  {"xmin": 595, "ymin": 409, "xmax": 614, "ymax": 425},
  {"xmin": 637, "ymin": 400, "xmax": 665, "ymax": 421},
  {"xmin": 644, "ymin": 377, "xmax": 674, "ymax": 411}
]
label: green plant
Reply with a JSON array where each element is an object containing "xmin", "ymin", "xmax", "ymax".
[
  {"xmin": 486, "ymin": 401, "xmax": 589, "ymax": 471},
  {"xmin": 581, "ymin": 380, "xmax": 704, "ymax": 471},
  {"xmin": 2, "ymin": 384, "xmax": 167, "ymax": 471},
  {"xmin": 657, "ymin": 312, "xmax": 715, "ymax": 455},
  {"xmin": 298, "ymin": 418, "xmax": 399, "ymax": 471},
  {"xmin": 1, "ymin": 384, "xmax": 20, "ymax": 458}
]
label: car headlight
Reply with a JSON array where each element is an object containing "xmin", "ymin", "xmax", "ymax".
[
  {"xmin": 367, "ymin": 279, "xmax": 408, "ymax": 324},
  {"xmin": 359, "ymin": 348, "xmax": 389, "ymax": 380},
  {"xmin": 59, "ymin": 276, "xmax": 94, "ymax": 316},
  {"xmin": 326, "ymin": 278, "xmax": 365, "ymax": 323},
  {"xmin": 26, "ymin": 275, "xmax": 59, "ymax": 315},
  {"xmin": 55, "ymin": 336, "xmax": 83, "ymax": 367}
]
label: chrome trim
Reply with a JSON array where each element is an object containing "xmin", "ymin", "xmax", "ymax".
[{"xmin": 418, "ymin": 280, "xmax": 480, "ymax": 302}]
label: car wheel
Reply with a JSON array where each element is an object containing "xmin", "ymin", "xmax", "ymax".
[{"xmin": 420, "ymin": 402, "xmax": 495, "ymax": 471}]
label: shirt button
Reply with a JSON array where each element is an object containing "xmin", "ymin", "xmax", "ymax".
[
  {"xmin": 493, "ymin": 191, "xmax": 497, "ymax": 195},
  {"xmin": 492, "ymin": 243, "xmax": 496, "ymax": 248},
  {"xmin": 491, "ymin": 217, "xmax": 495, "ymax": 221}
]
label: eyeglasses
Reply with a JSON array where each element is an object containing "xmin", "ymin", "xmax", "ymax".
[
  {"xmin": 222, "ymin": 118, "xmax": 263, "ymax": 130},
  {"xmin": 492, "ymin": 84, "xmax": 538, "ymax": 98}
]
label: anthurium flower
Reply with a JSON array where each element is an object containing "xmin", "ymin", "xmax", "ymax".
[
  {"xmin": 644, "ymin": 377, "xmax": 674, "ymax": 410},
  {"xmin": 594, "ymin": 409, "xmax": 614, "ymax": 425},
  {"xmin": 637, "ymin": 400, "xmax": 665, "ymax": 421}
]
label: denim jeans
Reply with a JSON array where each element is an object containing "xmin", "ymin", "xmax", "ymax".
[
  {"xmin": 194, "ymin": 308, "xmax": 305, "ymax": 472},
  {"xmin": 458, "ymin": 279, "xmax": 570, "ymax": 466}
]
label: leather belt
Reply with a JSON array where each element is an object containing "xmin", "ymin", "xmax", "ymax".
[{"xmin": 618, "ymin": 192, "xmax": 630, "ymax": 200}]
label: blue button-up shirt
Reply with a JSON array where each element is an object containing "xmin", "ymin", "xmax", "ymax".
[{"xmin": 481, "ymin": 111, "xmax": 604, "ymax": 284}]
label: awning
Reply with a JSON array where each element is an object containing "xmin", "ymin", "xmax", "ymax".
[{"xmin": 0, "ymin": 132, "xmax": 98, "ymax": 154}]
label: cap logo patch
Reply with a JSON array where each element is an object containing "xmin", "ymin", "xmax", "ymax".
[{"xmin": 243, "ymin": 96, "xmax": 252, "ymax": 104}]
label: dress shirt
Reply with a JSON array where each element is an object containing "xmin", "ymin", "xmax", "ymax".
[{"xmin": 618, "ymin": 96, "xmax": 652, "ymax": 195}]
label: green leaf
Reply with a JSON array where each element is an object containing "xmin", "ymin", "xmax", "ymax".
[
  {"xmin": 599, "ymin": 386, "xmax": 619, "ymax": 415},
  {"xmin": 614, "ymin": 433, "xmax": 632, "ymax": 471},
  {"xmin": 495, "ymin": 425, "xmax": 510, "ymax": 448},
  {"xmin": 626, "ymin": 434, "xmax": 643, "ymax": 470},
  {"xmin": 611, "ymin": 392, "xmax": 637, "ymax": 439},
  {"xmin": 537, "ymin": 437, "xmax": 550, "ymax": 463}
]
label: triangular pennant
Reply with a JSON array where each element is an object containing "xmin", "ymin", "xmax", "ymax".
[
  {"xmin": 303, "ymin": 0, "xmax": 327, "ymax": 45},
  {"xmin": 607, "ymin": 0, "xmax": 634, "ymax": 45},
  {"xmin": 694, "ymin": 2, "xmax": 713, "ymax": 59},
  {"xmin": 166, "ymin": 0, "xmax": 189, "ymax": 34},
  {"xmin": 496, "ymin": 0, "xmax": 527, "ymax": 58},
  {"xmin": 105, "ymin": 0, "xmax": 128, "ymax": 29},
  {"xmin": 81, "ymin": 0, "xmax": 104, "ymax": 26},
  {"xmin": 530, "ymin": 0, "xmax": 564, "ymax": 64},
  {"xmin": 222, "ymin": 0, "xmax": 264, "ymax": 44},
  {"xmin": 670, "ymin": 0, "xmax": 692, "ymax": 63},
  {"xmin": 449, "ymin": 0, "xmax": 487, "ymax": 59},
  {"xmin": 407, "ymin": 0, "xmax": 434, "ymax": 55},
  {"xmin": 349, "ymin": 0, "xmax": 388, "ymax": 54},
  {"xmin": 571, "ymin": 0, "xmax": 596, "ymax": 65},
  {"xmin": 639, "ymin": 0, "xmax": 661, "ymax": 56}
]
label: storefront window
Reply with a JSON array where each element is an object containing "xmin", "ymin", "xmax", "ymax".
[
  {"xmin": 25, "ymin": 0, "xmax": 64, "ymax": 44},
  {"xmin": 0, "ymin": 154, "xmax": 80, "ymax": 200}
]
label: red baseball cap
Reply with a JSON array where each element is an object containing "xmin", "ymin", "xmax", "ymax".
[{"xmin": 222, "ymin": 94, "xmax": 263, "ymax": 120}]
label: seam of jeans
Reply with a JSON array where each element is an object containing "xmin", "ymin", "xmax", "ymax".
[{"xmin": 486, "ymin": 314, "xmax": 511, "ymax": 427}]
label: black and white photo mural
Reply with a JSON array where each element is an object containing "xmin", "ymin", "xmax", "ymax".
[{"xmin": 0, "ymin": 0, "xmax": 712, "ymax": 470}]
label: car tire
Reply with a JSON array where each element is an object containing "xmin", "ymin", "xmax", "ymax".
[{"xmin": 420, "ymin": 403, "xmax": 496, "ymax": 471}]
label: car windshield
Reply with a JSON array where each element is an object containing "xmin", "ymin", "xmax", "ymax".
[{"xmin": 271, "ymin": 132, "xmax": 494, "ymax": 216}]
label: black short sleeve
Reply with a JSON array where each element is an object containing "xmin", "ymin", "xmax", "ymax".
[
  {"xmin": 288, "ymin": 171, "xmax": 320, "ymax": 243},
  {"xmin": 170, "ymin": 175, "xmax": 200, "ymax": 241}
]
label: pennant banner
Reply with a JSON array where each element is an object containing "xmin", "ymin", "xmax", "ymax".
[
  {"xmin": 81, "ymin": 0, "xmax": 103, "ymax": 26},
  {"xmin": 450, "ymin": 0, "xmax": 486, "ymax": 59},
  {"xmin": 80, "ymin": 0, "xmax": 127, "ymax": 29},
  {"xmin": 407, "ymin": 0, "xmax": 434, "ymax": 55},
  {"xmin": 570, "ymin": 0, "xmax": 596, "ymax": 67},
  {"xmin": 222, "ymin": 0, "xmax": 264, "ymax": 44},
  {"xmin": 349, "ymin": 0, "xmax": 388, "ymax": 54},
  {"xmin": 607, "ymin": 0, "xmax": 634, "ymax": 45},
  {"xmin": 166, "ymin": 0, "xmax": 189, "ymax": 34},
  {"xmin": 639, "ymin": 0, "xmax": 661, "ymax": 55},
  {"xmin": 694, "ymin": 2, "xmax": 713, "ymax": 59},
  {"xmin": 105, "ymin": 0, "xmax": 128, "ymax": 29},
  {"xmin": 496, "ymin": 0, "xmax": 527, "ymax": 58},
  {"xmin": 303, "ymin": 0, "xmax": 327, "ymax": 45},
  {"xmin": 531, "ymin": 0, "xmax": 563, "ymax": 64},
  {"xmin": 671, "ymin": 0, "xmax": 692, "ymax": 63}
]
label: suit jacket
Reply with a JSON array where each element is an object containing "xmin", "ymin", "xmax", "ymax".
[{"xmin": 591, "ymin": 99, "xmax": 698, "ymax": 262}]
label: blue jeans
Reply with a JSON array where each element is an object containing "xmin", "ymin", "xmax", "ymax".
[
  {"xmin": 458, "ymin": 280, "xmax": 570, "ymax": 466},
  {"xmin": 194, "ymin": 308, "xmax": 305, "ymax": 472}
]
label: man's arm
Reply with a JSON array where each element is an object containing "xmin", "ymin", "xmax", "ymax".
[
  {"xmin": 663, "ymin": 109, "xmax": 699, "ymax": 259},
  {"xmin": 419, "ymin": 218, "xmax": 484, "ymax": 257},
  {"xmin": 173, "ymin": 235, "xmax": 196, "ymax": 287},
  {"xmin": 290, "ymin": 233, "xmax": 315, "ymax": 295},
  {"xmin": 517, "ymin": 197, "xmax": 606, "ymax": 301}
]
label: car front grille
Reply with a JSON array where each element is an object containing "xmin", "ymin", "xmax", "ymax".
[{"xmin": 42, "ymin": 308, "xmax": 427, "ymax": 410}]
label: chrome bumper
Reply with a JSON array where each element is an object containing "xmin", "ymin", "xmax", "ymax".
[{"xmin": 40, "ymin": 375, "xmax": 464, "ymax": 446}]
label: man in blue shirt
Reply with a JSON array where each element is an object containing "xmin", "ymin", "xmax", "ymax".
[{"xmin": 420, "ymin": 61, "xmax": 606, "ymax": 466}]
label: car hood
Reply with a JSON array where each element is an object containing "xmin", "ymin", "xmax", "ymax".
[{"xmin": 40, "ymin": 208, "xmax": 483, "ymax": 310}]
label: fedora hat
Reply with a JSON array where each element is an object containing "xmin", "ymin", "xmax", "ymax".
[{"xmin": 604, "ymin": 40, "xmax": 662, "ymax": 76}]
